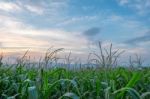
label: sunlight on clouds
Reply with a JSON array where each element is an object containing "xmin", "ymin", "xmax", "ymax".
[
  {"xmin": 0, "ymin": 28, "xmax": 88, "ymax": 53},
  {"xmin": 0, "ymin": 14, "xmax": 27, "ymax": 30},
  {"xmin": 0, "ymin": 14, "xmax": 88, "ymax": 56}
]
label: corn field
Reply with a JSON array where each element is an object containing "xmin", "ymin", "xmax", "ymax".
[{"xmin": 0, "ymin": 43, "xmax": 150, "ymax": 99}]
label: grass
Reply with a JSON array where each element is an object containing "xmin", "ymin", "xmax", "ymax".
[{"xmin": 0, "ymin": 42, "xmax": 150, "ymax": 99}]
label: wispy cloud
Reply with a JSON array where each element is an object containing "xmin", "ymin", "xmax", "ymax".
[
  {"xmin": 117, "ymin": 0, "xmax": 150, "ymax": 15},
  {"xmin": 0, "ymin": 1, "xmax": 22, "ymax": 12},
  {"xmin": 126, "ymin": 31, "xmax": 150, "ymax": 45},
  {"xmin": 117, "ymin": 0, "xmax": 129, "ymax": 5},
  {"xmin": 59, "ymin": 16, "xmax": 98, "ymax": 26},
  {"xmin": 25, "ymin": 5, "xmax": 44, "ymax": 15},
  {"xmin": 0, "ymin": 0, "xmax": 69, "ymax": 16}
]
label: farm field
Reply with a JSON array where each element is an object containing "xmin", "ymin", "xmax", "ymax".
[
  {"xmin": 0, "ymin": 65, "xmax": 150, "ymax": 99},
  {"xmin": 0, "ymin": 43, "xmax": 150, "ymax": 99}
]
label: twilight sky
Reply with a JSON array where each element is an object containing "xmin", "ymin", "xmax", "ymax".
[{"xmin": 0, "ymin": 0, "xmax": 150, "ymax": 64}]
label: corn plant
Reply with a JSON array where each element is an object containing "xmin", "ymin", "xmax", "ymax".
[{"xmin": 88, "ymin": 42, "xmax": 125, "ymax": 69}]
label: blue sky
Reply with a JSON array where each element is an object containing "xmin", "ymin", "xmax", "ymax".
[{"xmin": 0, "ymin": 0, "xmax": 150, "ymax": 64}]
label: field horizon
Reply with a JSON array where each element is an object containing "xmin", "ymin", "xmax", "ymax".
[{"xmin": 0, "ymin": 42, "xmax": 150, "ymax": 99}]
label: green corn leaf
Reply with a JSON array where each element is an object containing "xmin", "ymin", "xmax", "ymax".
[
  {"xmin": 112, "ymin": 87, "xmax": 141, "ymax": 99},
  {"xmin": 141, "ymin": 92, "xmax": 150, "ymax": 99},
  {"xmin": 28, "ymin": 86, "xmax": 38, "ymax": 99},
  {"xmin": 59, "ymin": 92, "xmax": 80, "ymax": 99},
  {"xmin": 117, "ymin": 72, "xmax": 141, "ymax": 98}
]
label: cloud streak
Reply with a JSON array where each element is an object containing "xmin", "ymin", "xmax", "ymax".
[
  {"xmin": 25, "ymin": 5, "xmax": 44, "ymax": 15},
  {"xmin": 126, "ymin": 31, "xmax": 150, "ymax": 45},
  {"xmin": 0, "ymin": 1, "xmax": 22, "ymax": 12},
  {"xmin": 117, "ymin": 0, "xmax": 150, "ymax": 15}
]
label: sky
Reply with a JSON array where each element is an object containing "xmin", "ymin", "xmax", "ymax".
[{"xmin": 0, "ymin": 0, "xmax": 150, "ymax": 64}]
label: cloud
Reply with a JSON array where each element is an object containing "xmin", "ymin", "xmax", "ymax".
[
  {"xmin": 25, "ymin": 5, "xmax": 44, "ymax": 15},
  {"xmin": 0, "ymin": 1, "xmax": 22, "ymax": 12},
  {"xmin": 83, "ymin": 27, "xmax": 101, "ymax": 37},
  {"xmin": 35, "ymin": 0, "xmax": 68, "ymax": 15},
  {"xmin": 0, "ymin": 14, "xmax": 27, "ymax": 30},
  {"xmin": 58, "ymin": 16, "xmax": 97, "ymax": 26},
  {"xmin": 0, "ymin": 14, "xmax": 88, "ymax": 54},
  {"xmin": 126, "ymin": 31, "xmax": 150, "ymax": 45},
  {"xmin": 16, "ymin": 1, "xmax": 46, "ymax": 15},
  {"xmin": 117, "ymin": 0, "xmax": 150, "ymax": 15},
  {"xmin": 0, "ymin": 42, "xmax": 2, "ymax": 47},
  {"xmin": 0, "ymin": 0, "xmax": 69, "ymax": 16},
  {"xmin": 118, "ymin": 0, "xmax": 129, "ymax": 5}
]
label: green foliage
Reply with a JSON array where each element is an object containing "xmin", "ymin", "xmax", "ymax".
[
  {"xmin": 28, "ymin": 86, "xmax": 38, "ymax": 99},
  {"xmin": 0, "ymin": 66, "xmax": 150, "ymax": 99}
]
